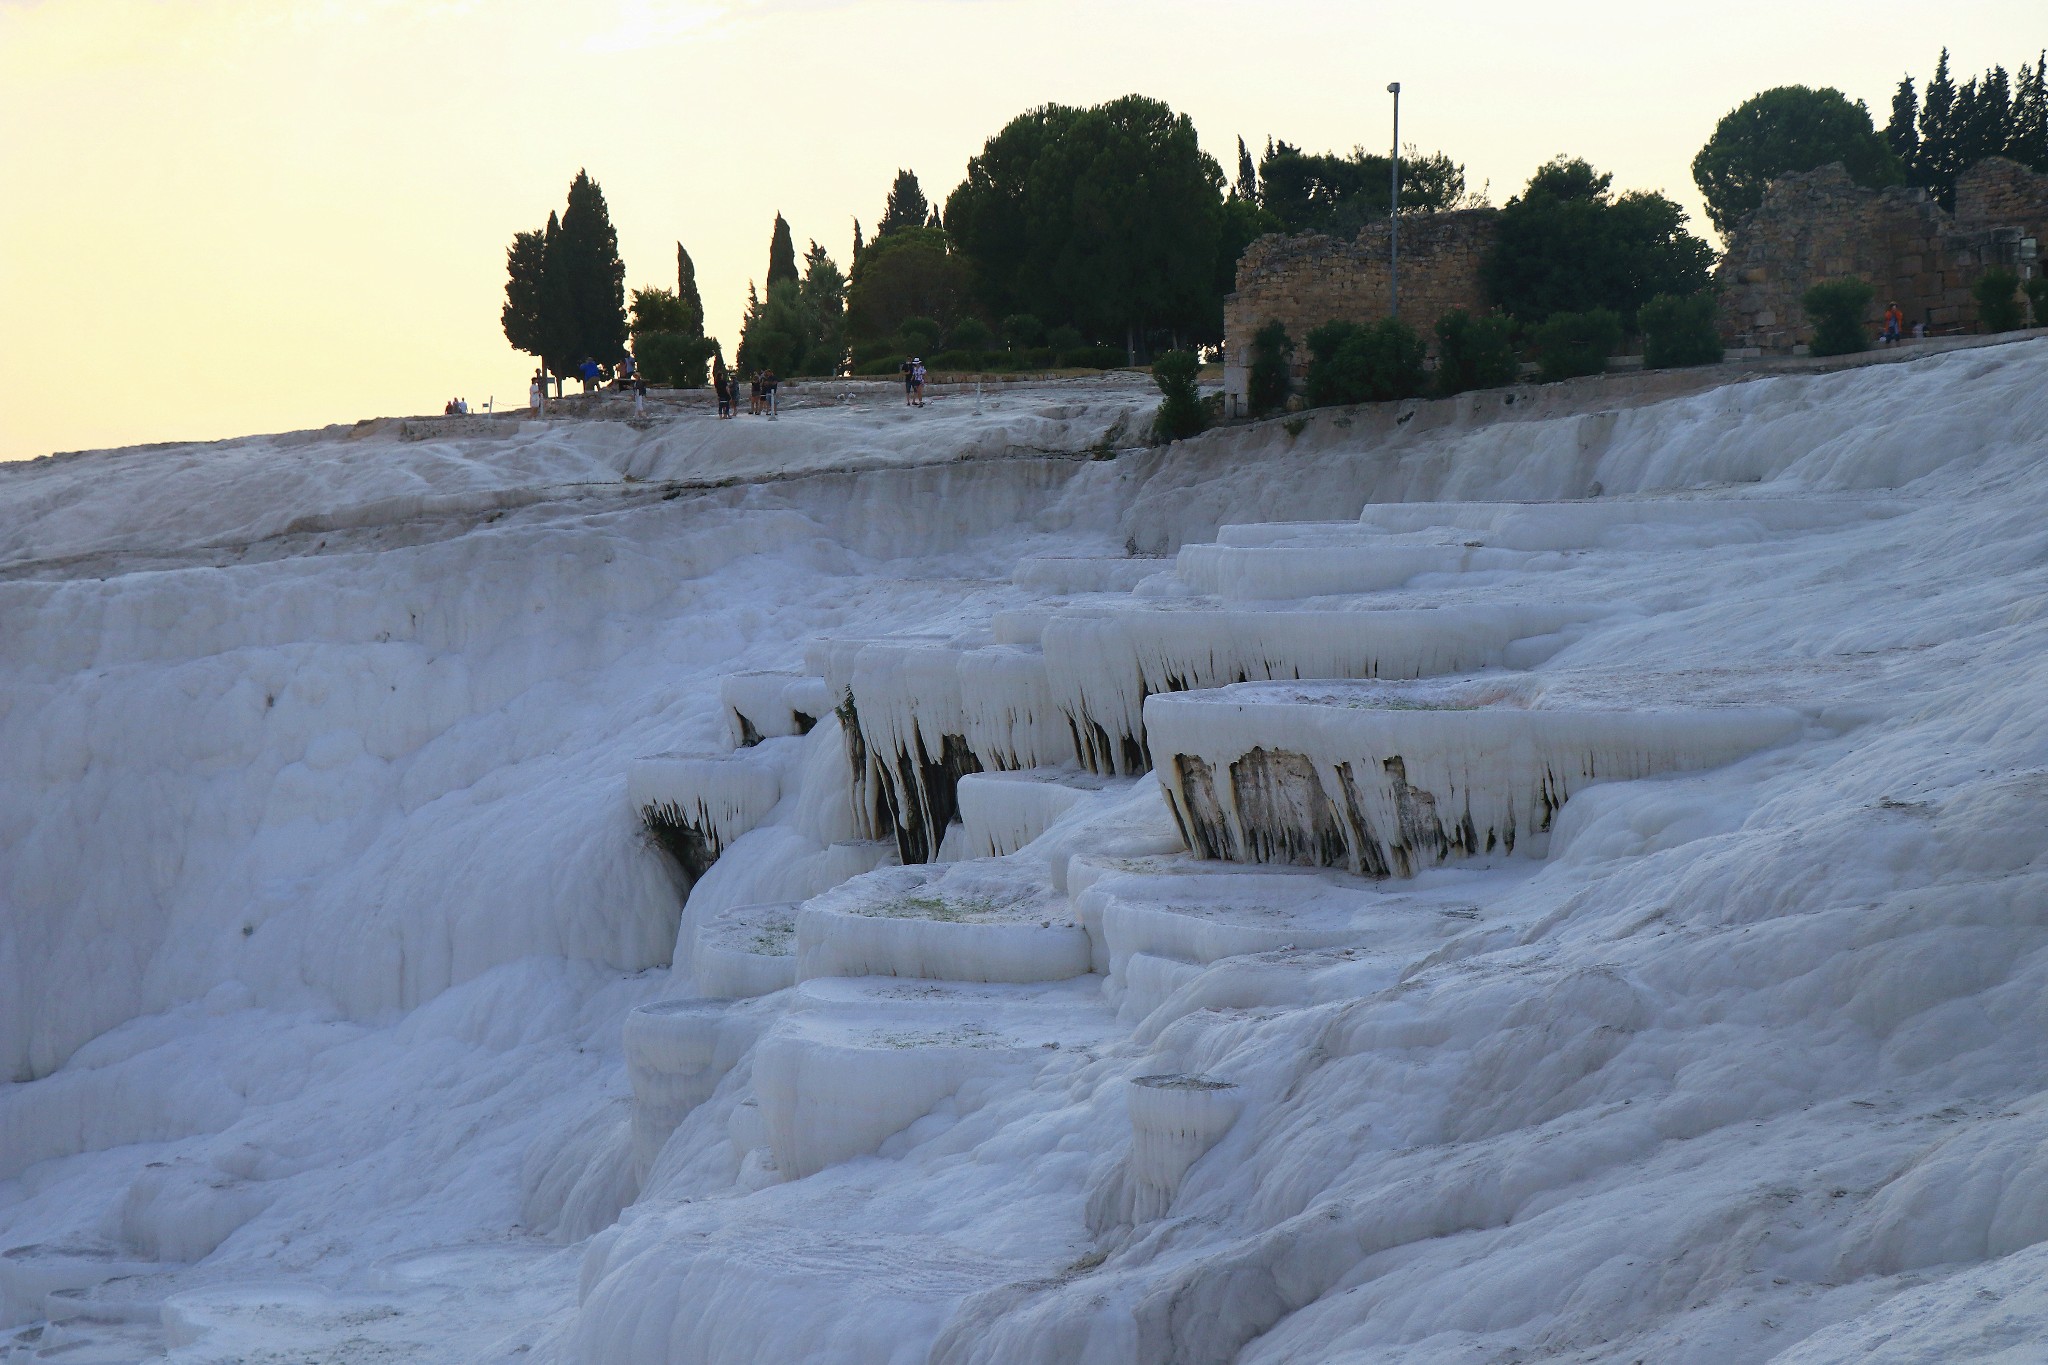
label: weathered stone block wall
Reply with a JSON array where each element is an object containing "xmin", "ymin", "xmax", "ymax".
[
  {"xmin": 1221, "ymin": 210, "xmax": 1498, "ymax": 411},
  {"xmin": 1716, "ymin": 158, "xmax": 2046, "ymax": 350},
  {"xmin": 1955, "ymin": 157, "xmax": 2048, "ymax": 247}
]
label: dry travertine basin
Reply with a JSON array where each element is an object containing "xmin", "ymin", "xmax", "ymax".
[
  {"xmin": 628, "ymin": 751, "xmax": 781, "ymax": 880},
  {"xmin": 1042, "ymin": 601, "xmax": 1598, "ymax": 775},
  {"xmin": 1144, "ymin": 675, "xmax": 1804, "ymax": 877}
]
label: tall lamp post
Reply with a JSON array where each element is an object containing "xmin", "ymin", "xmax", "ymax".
[{"xmin": 1387, "ymin": 81, "xmax": 1401, "ymax": 319}]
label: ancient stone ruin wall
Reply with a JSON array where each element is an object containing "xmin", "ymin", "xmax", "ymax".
[
  {"xmin": 1955, "ymin": 157, "xmax": 2048, "ymax": 253},
  {"xmin": 1221, "ymin": 210, "xmax": 1498, "ymax": 413},
  {"xmin": 1716, "ymin": 158, "xmax": 2046, "ymax": 351}
]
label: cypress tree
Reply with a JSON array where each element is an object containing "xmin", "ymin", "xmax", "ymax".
[
  {"xmin": 767, "ymin": 214, "xmax": 798, "ymax": 289},
  {"xmin": 1235, "ymin": 136, "xmax": 1257, "ymax": 201},
  {"xmin": 1886, "ymin": 77, "xmax": 1918, "ymax": 167},
  {"xmin": 539, "ymin": 211, "xmax": 577, "ymax": 378},
  {"xmin": 676, "ymin": 242, "xmax": 705, "ymax": 338},
  {"xmin": 1949, "ymin": 72, "xmax": 2010, "ymax": 176},
  {"xmin": 851, "ymin": 218, "xmax": 865, "ymax": 264},
  {"xmin": 1919, "ymin": 49, "xmax": 1957, "ymax": 202},
  {"xmin": 555, "ymin": 170, "xmax": 628, "ymax": 365},
  {"xmin": 2012, "ymin": 56, "xmax": 2048, "ymax": 171}
]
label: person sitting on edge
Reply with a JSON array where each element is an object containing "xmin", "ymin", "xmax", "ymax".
[{"xmin": 1882, "ymin": 302, "xmax": 1904, "ymax": 346}]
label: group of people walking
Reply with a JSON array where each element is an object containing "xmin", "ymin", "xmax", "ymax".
[
  {"xmin": 712, "ymin": 358, "xmax": 779, "ymax": 420},
  {"xmin": 522, "ymin": 352, "xmax": 947, "ymax": 423}
]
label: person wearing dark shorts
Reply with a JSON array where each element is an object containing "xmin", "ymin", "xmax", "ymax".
[{"xmin": 901, "ymin": 357, "xmax": 915, "ymax": 406}]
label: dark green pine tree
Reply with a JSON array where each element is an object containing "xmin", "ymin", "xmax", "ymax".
[
  {"xmin": 1235, "ymin": 136, "xmax": 1257, "ymax": 201},
  {"xmin": 2012, "ymin": 56, "xmax": 2048, "ymax": 171},
  {"xmin": 554, "ymin": 170, "xmax": 629, "ymax": 365},
  {"xmin": 767, "ymin": 213, "xmax": 798, "ymax": 289},
  {"xmin": 1885, "ymin": 76, "xmax": 1918, "ymax": 167},
  {"xmin": 880, "ymin": 170, "xmax": 929, "ymax": 236},
  {"xmin": 675, "ymin": 242, "xmax": 705, "ymax": 338},
  {"xmin": 1918, "ymin": 49, "xmax": 1958, "ymax": 203},
  {"xmin": 1952, "ymin": 69, "xmax": 2012, "ymax": 174},
  {"xmin": 501, "ymin": 223, "xmax": 552, "ymax": 366}
]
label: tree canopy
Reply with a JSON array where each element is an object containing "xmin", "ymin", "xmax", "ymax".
[
  {"xmin": 879, "ymin": 170, "xmax": 929, "ymax": 236},
  {"xmin": 739, "ymin": 238, "xmax": 847, "ymax": 375},
  {"xmin": 1887, "ymin": 49, "xmax": 2048, "ymax": 209},
  {"xmin": 1482, "ymin": 157, "xmax": 1714, "ymax": 331},
  {"xmin": 844, "ymin": 225, "xmax": 976, "ymax": 343},
  {"xmin": 1691, "ymin": 86, "xmax": 1903, "ymax": 235},
  {"xmin": 1256, "ymin": 140, "xmax": 1472, "ymax": 235},
  {"xmin": 945, "ymin": 94, "xmax": 1226, "ymax": 350},
  {"xmin": 500, "ymin": 171, "xmax": 627, "ymax": 376}
]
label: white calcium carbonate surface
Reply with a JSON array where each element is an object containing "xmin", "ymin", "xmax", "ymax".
[{"xmin": 6, "ymin": 350, "xmax": 2048, "ymax": 1363}]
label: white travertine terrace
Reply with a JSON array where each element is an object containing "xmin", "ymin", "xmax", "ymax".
[{"xmin": 1146, "ymin": 676, "xmax": 1804, "ymax": 876}]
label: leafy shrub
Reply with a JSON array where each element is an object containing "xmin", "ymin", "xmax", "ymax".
[
  {"xmin": 1533, "ymin": 308, "xmax": 1622, "ymax": 381},
  {"xmin": 1638, "ymin": 292, "xmax": 1725, "ymax": 369},
  {"xmin": 850, "ymin": 338, "xmax": 898, "ymax": 368},
  {"xmin": 2027, "ymin": 276, "xmax": 2048, "ymax": 328},
  {"xmin": 928, "ymin": 350, "xmax": 977, "ymax": 369},
  {"xmin": 1002, "ymin": 314, "xmax": 1045, "ymax": 348},
  {"xmin": 1046, "ymin": 324, "xmax": 1084, "ymax": 352},
  {"xmin": 632, "ymin": 332, "xmax": 719, "ymax": 387},
  {"xmin": 1483, "ymin": 156, "xmax": 1713, "ymax": 332},
  {"xmin": 949, "ymin": 317, "xmax": 995, "ymax": 351},
  {"xmin": 1974, "ymin": 268, "xmax": 2025, "ymax": 333},
  {"xmin": 1433, "ymin": 310, "xmax": 1519, "ymax": 395},
  {"xmin": 854, "ymin": 354, "xmax": 906, "ymax": 376},
  {"xmin": 1304, "ymin": 318, "xmax": 1427, "ymax": 406},
  {"xmin": 1059, "ymin": 346, "xmax": 1125, "ymax": 369},
  {"xmin": 896, "ymin": 316, "xmax": 943, "ymax": 353},
  {"xmin": 1247, "ymin": 320, "xmax": 1294, "ymax": 416},
  {"xmin": 1151, "ymin": 349, "xmax": 1207, "ymax": 443},
  {"xmin": 1801, "ymin": 278, "xmax": 1873, "ymax": 356}
]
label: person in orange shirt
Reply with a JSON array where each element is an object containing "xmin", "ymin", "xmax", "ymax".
[{"xmin": 1882, "ymin": 301, "xmax": 1904, "ymax": 345}]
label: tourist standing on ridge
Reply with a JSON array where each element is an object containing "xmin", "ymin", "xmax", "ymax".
[
  {"xmin": 762, "ymin": 368, "xmax": 779, "ymax": 420},
  {"xmin": 901, "ymin": 356, "xmax": 915, "ymax": 406},
  {"xmin": 1883, "ymin": 302, "xmax": 1904, "ymax": 346},
  {"xmin": 530, "ymin": 369, "xmax": 545, "ymax": 416},
  {"xmin": 713, "ymin": 357, "xmax": 731, "ymax": 419},
  {"xmin": 911, "ymin": 357, "xmax": 927, "ymax": 407}
]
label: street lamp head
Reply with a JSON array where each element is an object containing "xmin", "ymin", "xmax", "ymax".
[{"xmin": 1387, "ymin": 82, "xmax": 1400, "ymax": 94}]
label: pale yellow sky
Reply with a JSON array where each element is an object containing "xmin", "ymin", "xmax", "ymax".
[{"xmin": 1, "ymin": 0, "xmax": 2037, "ymax": 461}]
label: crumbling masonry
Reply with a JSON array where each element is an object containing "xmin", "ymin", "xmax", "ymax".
[
  {"xmin": 1716, "ymin": 157, "xmax": 2047, "ymax": 349},
  {"xmin": 1219, "ymin": 157, "xmax": 2047, "ymax": 407}
]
